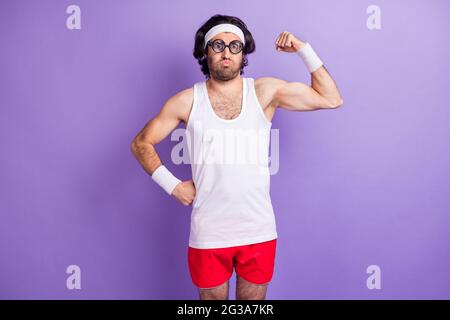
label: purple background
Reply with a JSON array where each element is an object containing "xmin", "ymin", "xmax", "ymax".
[{"xmin": 1, "ymin": 0, "xmax": 449, "ymax": 299}]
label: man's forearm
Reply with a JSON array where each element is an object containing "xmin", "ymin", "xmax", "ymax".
[
  {"xmin": 131, "ymin": 140, "xmax": 182, "ymax": 195},
  {"xmin": 295, "ymin": 40, "xmax": 343, "ymax": 106},
  {"xmin": 310, "ymin": 65, "xmax": 343, "ymax": 106},
  {"xmin": 131, "ymin": 142, "xmax": 163, "ymax": 176}
]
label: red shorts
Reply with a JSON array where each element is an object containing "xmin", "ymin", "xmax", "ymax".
[{"xmin": 187, "ymin": 239, "xmax": 277, "ymax": 289}]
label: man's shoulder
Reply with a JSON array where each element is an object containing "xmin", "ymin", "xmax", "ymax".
[
  {"xmin": 253, "ymin": 77, "xmax": 289, "ymax": 110},
  {"xmin": 166, "ymin": 84, "xmax": 195, "ymax": 110},
  {"xmin": 175, "ymin": 86, "xmax": 194, "ymax": 105},
  {"xmin": 163, "ymin": 85, "xmax": 195, "ymax": 124}
]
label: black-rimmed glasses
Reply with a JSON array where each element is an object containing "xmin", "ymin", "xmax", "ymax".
[{"xmin": 206, "ymin": 39, "xmax": 244, "ymax": 54}]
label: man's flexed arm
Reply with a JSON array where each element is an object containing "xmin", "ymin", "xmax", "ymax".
[
  {"xmin": 268, "ymin": 31, "xmax": 343, "ymax": 111},
  {"xmin": 131, "ymin": 89, "xmax": 196, "ymax": 206}
]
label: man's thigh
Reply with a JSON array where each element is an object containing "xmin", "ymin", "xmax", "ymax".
[
  {"xmin": 198, "ymin": 279, "xmax": 230, "ymax": 300},
  {"xmin": 236, "ymin": 275, "xmax": 269, "ymax": 300}
]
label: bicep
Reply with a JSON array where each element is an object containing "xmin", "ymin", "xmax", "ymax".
[{"xmin": 274, "ymin": 81, "xmax": 334, "ymax": 111}]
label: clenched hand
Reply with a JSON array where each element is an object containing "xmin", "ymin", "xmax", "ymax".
[{"xmin": 172, "ymin": 179, "xmax": 196, "ymax": 206}]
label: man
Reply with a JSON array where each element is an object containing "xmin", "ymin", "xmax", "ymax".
[{"xmin": 131, "ymin": 15, "xmax": 343, "ymax": 300}]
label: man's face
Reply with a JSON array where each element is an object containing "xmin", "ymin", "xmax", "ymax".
[{"xmin": 205, "ymin": 32, "xmax": 243, "ymax": 81}]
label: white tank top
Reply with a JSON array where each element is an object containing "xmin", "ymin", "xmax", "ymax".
[{"xmin": 185, "ymin": 77, "xmax": 278, "ymax": 249}]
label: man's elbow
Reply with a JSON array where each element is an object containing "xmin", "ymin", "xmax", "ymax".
[
  {"xmin": 130, "ymin": 139, "xmax": 140, "ymax": 155},
  {"xmin": 327, "ymin": 98, "xmax": 344, "ymax": 109},
  {"xmin": 130, "ymin": 138, "xmax": 147, "ymax": 156}
]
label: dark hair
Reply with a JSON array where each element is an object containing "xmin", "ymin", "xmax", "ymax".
[{"xmin": 193, "ymin": 14, "xmax": 256, "ymax": 79}]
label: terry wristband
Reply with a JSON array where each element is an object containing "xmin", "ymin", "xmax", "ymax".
[
  {"xmin": 295, "ymin": 42, "xmax": 323, "ymax": 73},
  {"xmin": 151, "ymin": 165, "xmax": 182, "ymax": 195}
]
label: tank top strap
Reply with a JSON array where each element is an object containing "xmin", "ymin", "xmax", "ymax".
[
  {"xmin": 245, "ymin": 77, "xmax": 272, "ymax": 126},
  {"xmin": 195, "ymin": 80, "xmax": 210, "ymax": 114},
  {"xmin": 188, "ymin": 81, "xmax": 207, "ymax": 128}
]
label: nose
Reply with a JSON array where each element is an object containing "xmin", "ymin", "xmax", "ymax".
[{"xmin": 222, "ymin": 46, "xmax": 232, "ymax": 58}]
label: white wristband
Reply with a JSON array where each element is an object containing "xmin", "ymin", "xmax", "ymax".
[
  {"xmin": 295, "ymin": 42, "xmax": 323, "ymax": 73},
  {"xmin": 151, "ymin": 165, "xmax": 182, "ymax": 195}
]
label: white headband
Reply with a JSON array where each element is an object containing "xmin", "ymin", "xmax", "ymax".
[{"xmin": 203, "ymin": 23, "xmax": 246, "ymax": 49}]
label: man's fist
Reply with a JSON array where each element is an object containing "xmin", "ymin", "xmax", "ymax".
[
  {"xmin": 172, "ymin": 179, "xmax": 196, "ymax": 206},
  {"xmin": 275, "ymin": 31, "xmax": 306, "ymax": 53}
]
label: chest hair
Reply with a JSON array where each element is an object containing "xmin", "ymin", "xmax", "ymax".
[{"xmin": 209, "ymin": 90, "xmax": 243, "ymax": 120}]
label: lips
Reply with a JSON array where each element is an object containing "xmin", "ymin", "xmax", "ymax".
[{"xmin": 222, "ymin": 60, "xmax": 231, "ymax": 65}]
